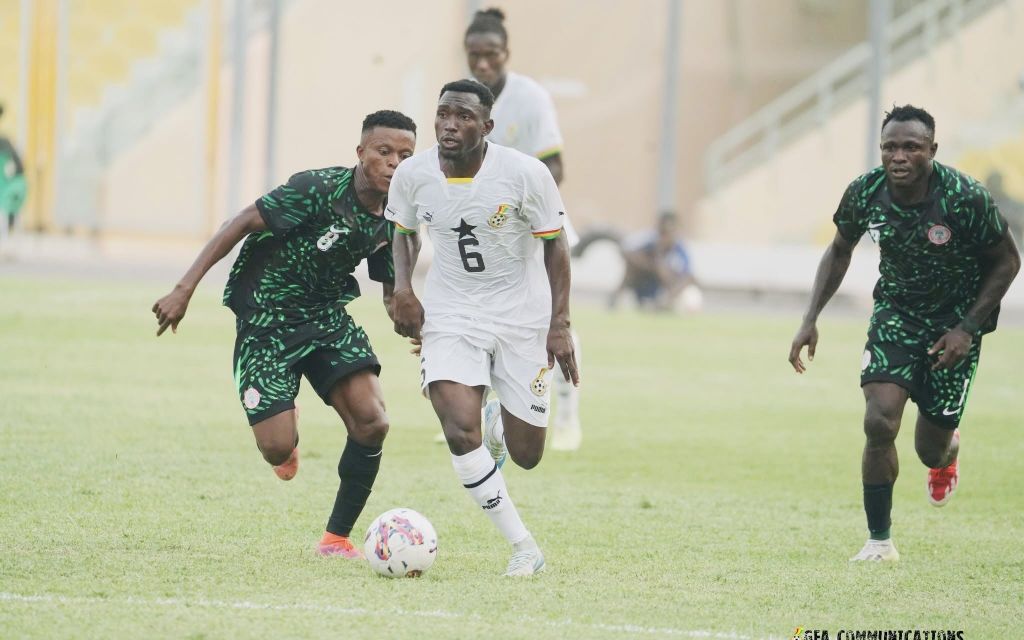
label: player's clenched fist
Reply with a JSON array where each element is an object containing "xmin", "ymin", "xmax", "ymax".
[{"xmin": 390, "ymin": 288, "xmax": 424, "ymax": 340}]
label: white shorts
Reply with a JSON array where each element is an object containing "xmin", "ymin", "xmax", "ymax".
[{"xmin": 420, "ymin": 322, "xmax": 553, "ymax": 427}]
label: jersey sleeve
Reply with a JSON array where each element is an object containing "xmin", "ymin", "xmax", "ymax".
[
  {"xmin": 256, "ymin": 171, "xmax": 326, "ymax": 235},
  {"xmin": 960, "ymin": 182, "xmax": 1008, "ymax": 251},
  {"xmin": 523, "ymin": 160, "xmax": 565, "ymax": 240},
  {"xmin": 367, "ymin": 233, "xmax": 395, "ymax": 284},
  {"xmin": 384, "ymin": 163, "xmax": 419, "ymax": 234},
  {"xmin": 523, "ymin": 90, "xmax": 564, "ymax": 159},
  {"xmin": 832, "ymin": 177, "xmax": 869, "ymax": 243}
]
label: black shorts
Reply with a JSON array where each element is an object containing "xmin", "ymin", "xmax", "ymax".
[
  {"xmin": 232, "ymin": 311, "xmax": 380, "ymax": 425},
  {"xmin": 860, "ymin": 306, "xmax": 981, "ymax": 428}
]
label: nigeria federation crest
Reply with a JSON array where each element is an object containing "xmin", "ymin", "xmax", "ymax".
[
  {"xmin": 927, "ymin": 224, "xmax": 952, "ymax": 245},
  {"xmin": 243, "ymin": 386, "xmax": 262, "ymax": 409},
  {"xmin": 488, "ymin": 204, "xmax": 511, "ymax": 229}
]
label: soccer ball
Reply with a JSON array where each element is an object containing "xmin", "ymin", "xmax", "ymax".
[{"xmin": 363, "ymin": 508, "xmax": 438, "ymax": 578}]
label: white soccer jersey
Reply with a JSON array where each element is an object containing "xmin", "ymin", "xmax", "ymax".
[
  {"xmin": 385, "ymin": 143, "xmax": 565, "ymax": 331},
  {"xmin": 488, "ymin": 72, "xmax": 563, "ymax": 160}
]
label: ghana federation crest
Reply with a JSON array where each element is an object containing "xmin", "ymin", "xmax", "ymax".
[
  {"xmin": 488, "ymin": 204, "xmax": 512, "ymax": 229},
  {"xmin": 529, "ymin": 368, "xmax": 549, "ymax": 396},
  {"xmin": 927, "ymin": 224, "xmax": 952, "ymax": 245}
]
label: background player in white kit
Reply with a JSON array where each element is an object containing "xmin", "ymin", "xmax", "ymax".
[
  {"xmin": 464, "ymin": 8, "xmax": 583, "ymax": 451},
  {"xmin": 388, "ymin": 79, "xmax": 579, "ymax": 577}
]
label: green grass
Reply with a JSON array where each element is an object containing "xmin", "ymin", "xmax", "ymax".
[{"xmin": 1, "ymin": 276, "xmax": 1021, "ymax": 639}]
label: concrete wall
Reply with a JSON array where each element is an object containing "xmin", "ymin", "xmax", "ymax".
[
  {"xmin": 694, "ymin": 0, "xmax": 1024, "ymax": 245},
  {"xmin": 99, "ymin": 0, "xmax": 871, "ymax": 238}
]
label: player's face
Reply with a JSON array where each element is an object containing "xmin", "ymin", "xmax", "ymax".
[
  {"xmin": 880, "ymin": 120, "xmax": 936, "ymax": 188},
  {"xmin": 435, "ymin": 92, "xmax": 493, "ymax": 160},
  {"xmin": 464, "ymin": 33, "xmax": 508, "ymax": 90},
  {"xmin": 356, "ymin": 127, "xmax": 416, "ymax": 194}
]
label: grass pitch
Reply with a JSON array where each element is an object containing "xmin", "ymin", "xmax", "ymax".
[{"xmin": 1, "ymin": 275, "xmax": 1021, "ymax": 639}]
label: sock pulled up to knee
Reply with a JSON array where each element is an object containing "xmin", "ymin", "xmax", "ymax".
[
  {"xmin": 451, "ymin": 445, "xmax": 529, "ymax": 545},
  {"xmin": 326, "ymin": 437, "xmax": 382, "ymax": 537}
]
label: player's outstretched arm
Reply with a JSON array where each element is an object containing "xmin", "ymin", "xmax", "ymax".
[
  {"xmin": 390, "ymin": 230, "xmax": 423, "ymax": 339},
  {"xmin": 544, "ymin": 232, "xmax": 579, "ymax": 386},
  {"xmin": 929, "ymin": 231, "xmax": 1021, "ymax": 370},
  {"xmin": 152, "ymin": 204, "xmax": 266, "ymax": 336},
  {"xmin": 789, "ymin": 230, "xmax": 856, "ymax": 373}
]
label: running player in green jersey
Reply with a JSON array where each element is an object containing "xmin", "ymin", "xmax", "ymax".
[
  {"xmin": 789, "ymin": 105, "xmax": 1020, "ymax": 562},
  {"xmin": 152, "ymin": 110, "xmax": 417, "ymax": 558}
]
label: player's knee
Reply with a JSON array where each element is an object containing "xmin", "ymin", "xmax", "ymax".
[
  {"xmin": 257, "ymin": 437, "xmax": 295, "ymax": 466},
  {"xmin": 863, "ymin": 410, "xmax": 899, "ymax": 444},
  {"xmin": 507, "ymin": 443, "xmax": 543, "ymax": 470},
  {"xmin": 350, "ymin": 413, "xmax": 389, "ymax": 448},
  {"xmin": 915, "ymin": 440, "xmax": 947, "ymax": 468},
  {"xmin": 443, "ymin": 424, "xmax": 482, "ymax": 455}
]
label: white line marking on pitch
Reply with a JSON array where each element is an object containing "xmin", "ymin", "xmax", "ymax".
[{"xmin": 0, "ymin": 592, "xmax": 775, "ymax": 639}]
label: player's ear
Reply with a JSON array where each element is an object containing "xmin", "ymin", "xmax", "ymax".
[
  {"xmin": 929, "ymin": 142, "xmax": 937, "ymax": 158},
  {"xmin": 482, "ymin": 118, "xmax": 494, "ymax": 136},
  {"xmin": 356, "ymin": 144, "xmax": 366, "ymax": 164}
]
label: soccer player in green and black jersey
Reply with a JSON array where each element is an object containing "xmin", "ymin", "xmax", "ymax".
[
  {"xmin": 153, "ymin": 110, "xmax": 417, "ymax": 558},
  {"xmin": 789, "ymin": 105, "xmax": 1020, "ymax": 562}
]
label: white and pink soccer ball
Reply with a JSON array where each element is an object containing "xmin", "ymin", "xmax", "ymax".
[{"xmin": 363, "ymin": 508, "xmax": 438, "ymax": 578}]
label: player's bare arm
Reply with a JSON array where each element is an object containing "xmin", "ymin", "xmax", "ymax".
[
  {"xmin": 152, "ymin": 204, "xmax": 266, "ymax": 336},
  {"xmin": 544, "ymin": 232, "xmax": 578, "ymax": 385},
  {"xmin": 928, "ymin": 231, "xmax": 1021, "ymax": 370},
  {"xmin": 390, "ymin": 229, "xmax": 423, "ymax": 339},
  {"xmin": 789, "ymin": 229, "xmax": 858, "ymax": 373},
  {"xmin": 539, "ymin": 153, "xmax": 564, "ymax": 186}
]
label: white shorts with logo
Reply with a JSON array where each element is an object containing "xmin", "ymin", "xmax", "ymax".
[{"xmin": 420, "ymin": 321, "xmax": 553, "ymax": 427}]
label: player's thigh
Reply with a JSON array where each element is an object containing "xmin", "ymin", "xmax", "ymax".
[
  {"xmin": 323, "ymin": 369, "xmax": 389, "ymax": 446},
  {"xmin": 251, "ymin": 409, "xmax": 298, "ymax": 461},
  {"xmin": 428, "ymin": 380, "xmax": 487, "ymax": 454},
  {"xmin": 490, "ymin": 327, "xmax": 552, "ymax": 430},
  {"xmin": 233, "ymin": 322, "xmax": 304, "ymax": 427}
]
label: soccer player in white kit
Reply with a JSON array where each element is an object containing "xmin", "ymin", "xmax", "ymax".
[
  {"xmin": 388, "ymin": 79, "xmax": 579, "ymax": 576},
  {"xmin": 464, "ymin": 8, "xmax": 584, "ymax": 451}
]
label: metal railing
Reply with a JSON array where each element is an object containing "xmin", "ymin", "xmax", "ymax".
[{"xmin": 704, "ymin": 0, "xmax": 1005, "ymax": 191}]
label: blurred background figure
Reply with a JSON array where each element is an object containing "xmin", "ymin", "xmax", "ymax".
[
  {"xmin": 986, "ymin": 171, "xmax": 1024, "ymax": 241},
  {"xmin": 464, "ymin": 7, "xmax": 583, "ymax": 452},
  {"xmin": 611, "ymin": 211, "xmax": 701, "ymax": 313},
  {"xmin": 0, "ymin": 103, "xmax": 27, "ymax": 255}
]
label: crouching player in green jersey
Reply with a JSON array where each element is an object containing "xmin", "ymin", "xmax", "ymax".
[
  {"xmin": 789, "ymin": 105, "xmax": 1020, "ymax": 562},
  {"xmin": 153, "ymin": 110, "xmax": 417, "ymax": 558}
]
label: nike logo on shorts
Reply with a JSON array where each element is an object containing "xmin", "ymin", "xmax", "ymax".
[{"xmin": 942, "ymin": 407, "xmax": 960, "ymax": 416}]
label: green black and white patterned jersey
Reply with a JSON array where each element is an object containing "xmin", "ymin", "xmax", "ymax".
[
  {"xmin": 833, "ymin": 162, "xmax": 1008, "ymax": 333},
  {"xmin": 224, "ymin": 167, "xmax": 394, "ymax": 327}
]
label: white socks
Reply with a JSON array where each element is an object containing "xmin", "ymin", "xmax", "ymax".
[{"xmin": 451, "ymin": 445, "xmax": 529, "ymax": 545}]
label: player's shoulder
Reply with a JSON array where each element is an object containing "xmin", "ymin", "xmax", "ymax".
[
  {"xmin": 506, "ymin": 72, "xmax": 551, "ymax": 100},
  {"xmin": 846, "ymin": 166, "xmax": 887, "ymax": 196},
  {"xmin": 391, "ymin": 147, "xmax": 436, "ymax": 184},
  {"xmin": 934, "ymin": 162, "xmax": 987, "ymax": 202},
  {"xmin": 287, "ymin": 166, "xmax": 352, "ymax": 190},
  {"xmin": 489, "ymin": 143, "xmax": 550, "ymax": 178}
]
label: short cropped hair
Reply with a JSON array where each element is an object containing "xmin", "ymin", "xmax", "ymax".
[
  {"xmin": 361, "ymin": 110, "xmax": 416, "ymax": 135},
  {"xmin": 882, "ymin": 104, "xmax": 935, "ymax": 137},
  {"xmin": 439, "ymin": 79, "xmax": 495, "ymax": 110}
]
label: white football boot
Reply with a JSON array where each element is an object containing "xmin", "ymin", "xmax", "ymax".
[
  {"xmin": 483, "ymin": 398, "xmax": 507, "ymax": 469},
  {"xmin": 849, "ymin": 538, "xmax": 900, "ymax": 562},
  {"xmin": 504, "ymin": 535, "xmax": 546, "ymax": 577}
]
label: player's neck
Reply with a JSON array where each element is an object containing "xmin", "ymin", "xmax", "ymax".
[
  {"xmin": 352, "ymin": 165, "xmax": 385, "ymax": 215},
  {"xmin": 489, "ymin": 75, "xmax": 507, "ymax": 100},
  {"xmin": 438, "ymin": 142, "xmax": 488, "ymax": 179}
]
